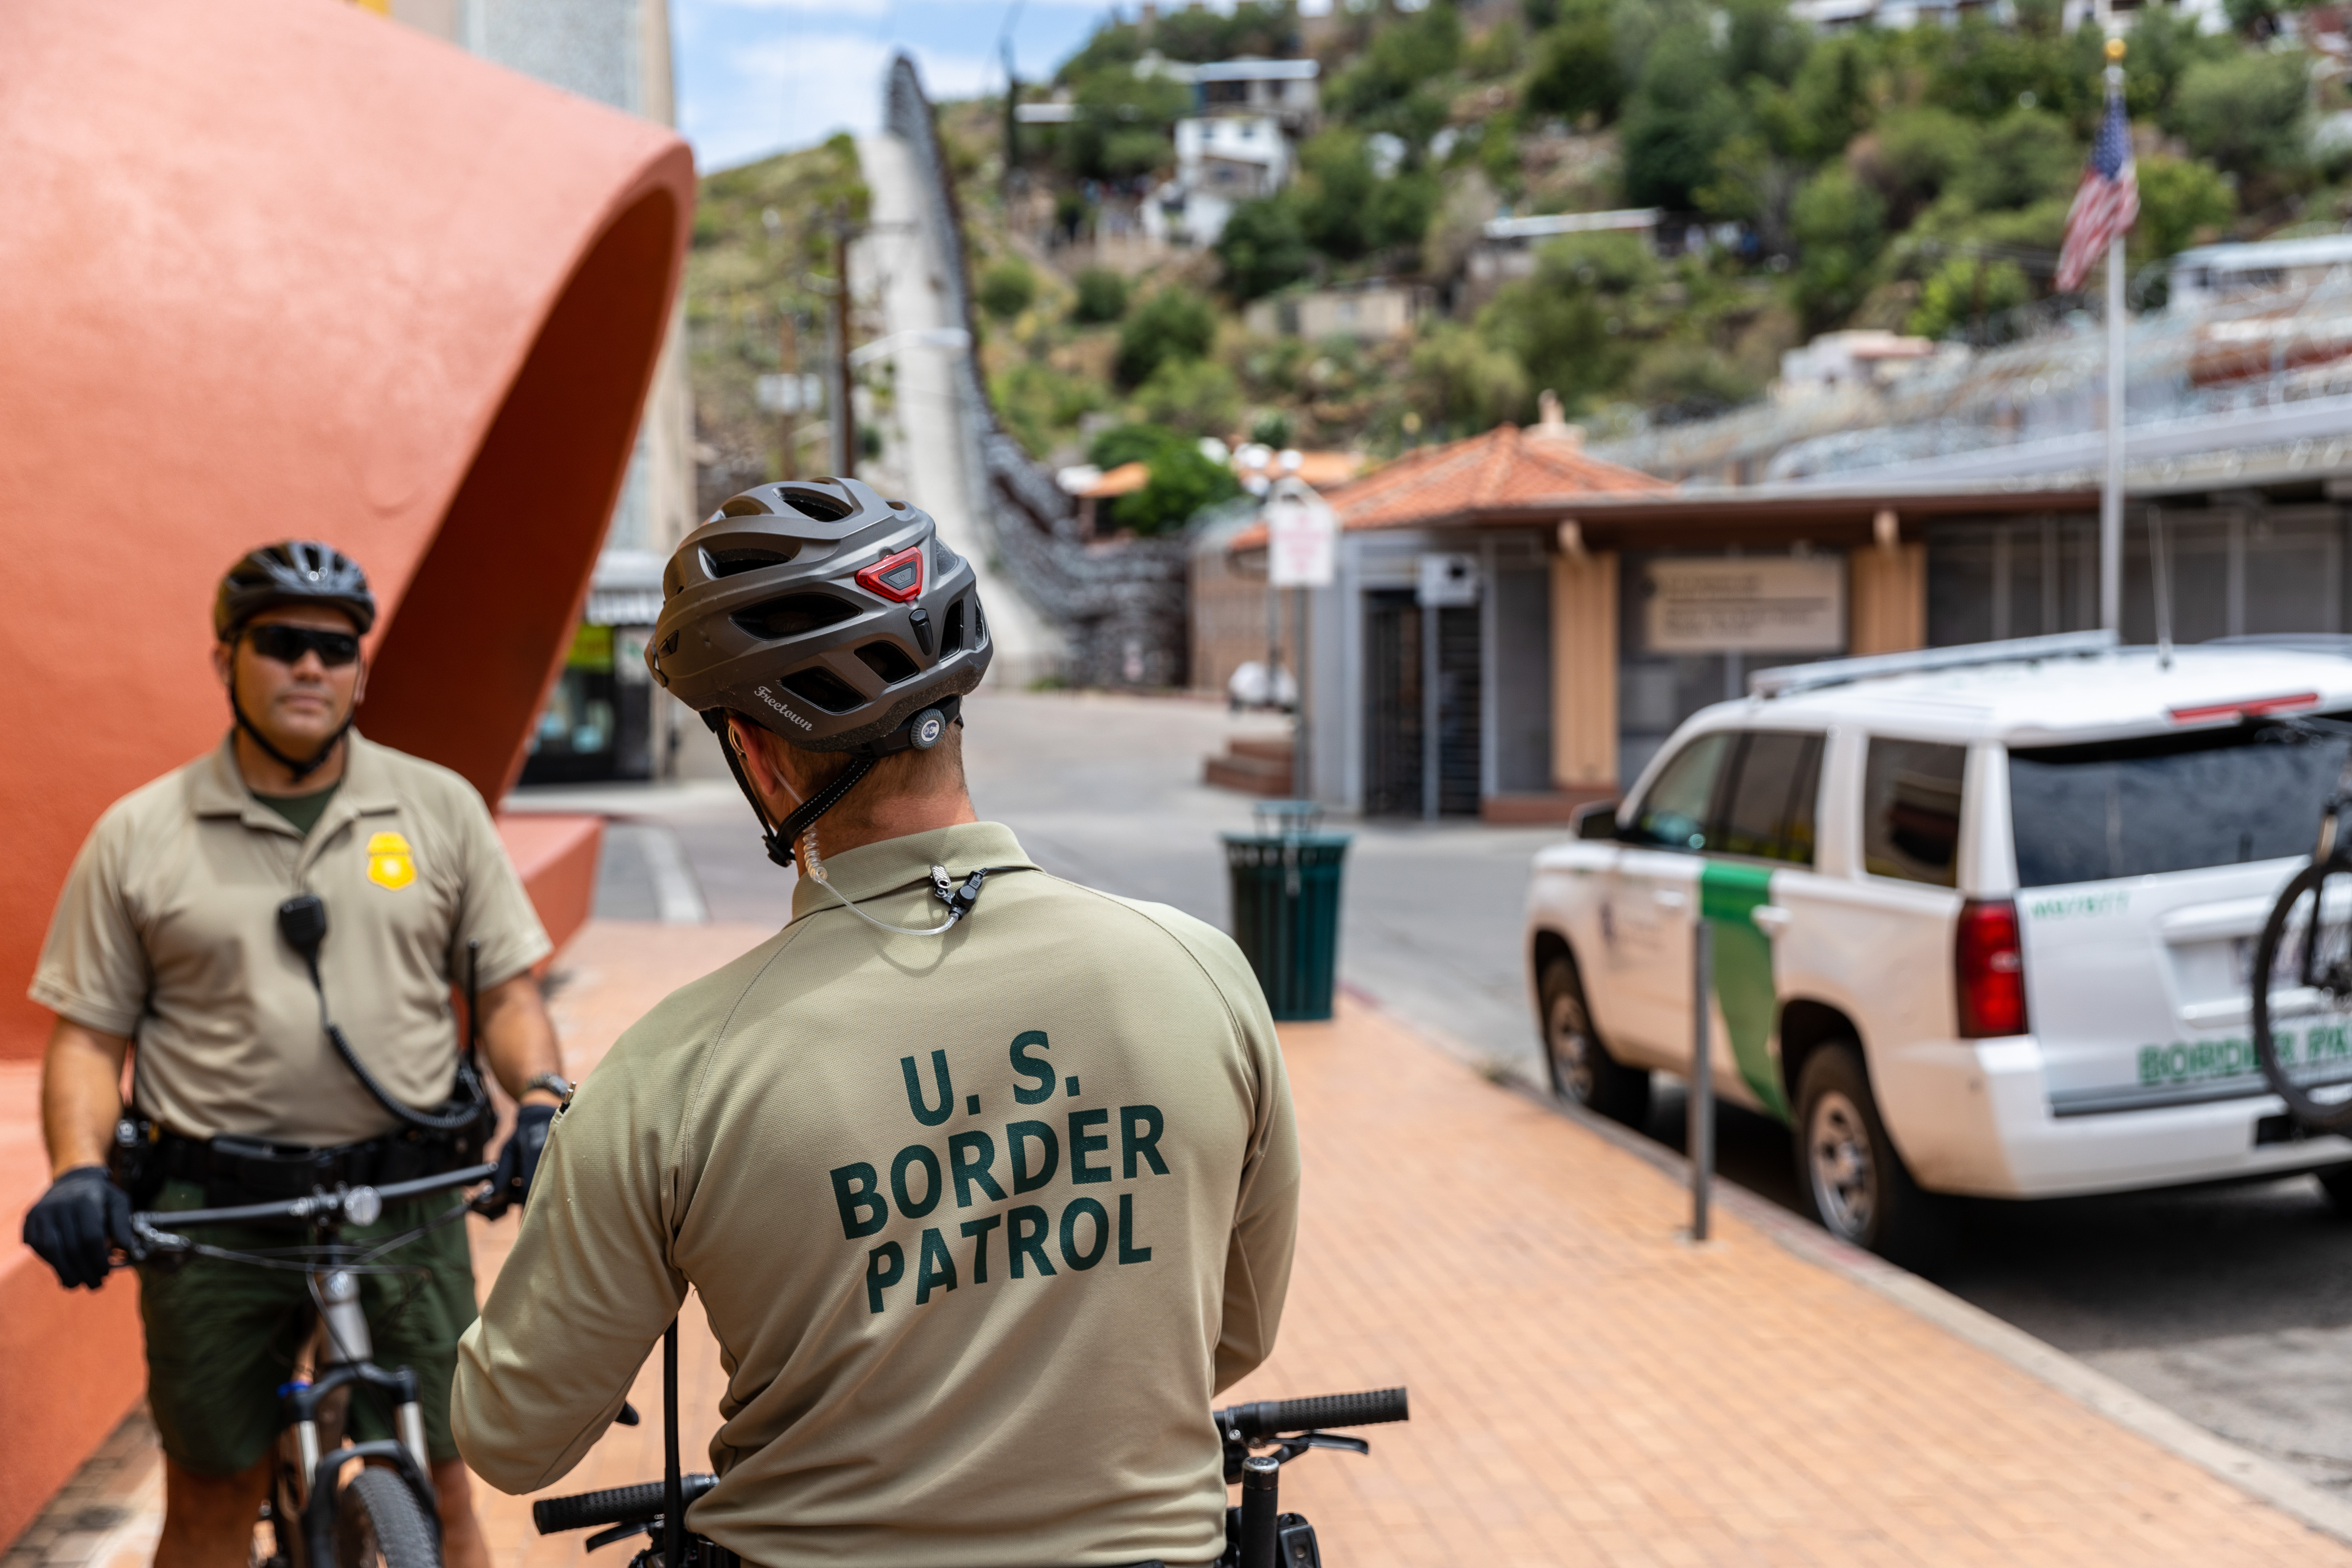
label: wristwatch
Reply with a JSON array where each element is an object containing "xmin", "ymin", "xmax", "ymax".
[{"xmin": 523, "ymin": 1072, "xmax": 574, "ymax": 1101}]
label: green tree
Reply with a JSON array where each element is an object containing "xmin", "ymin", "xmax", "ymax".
[
  {"xmin": 1296, "ymin": 130, "xmax": 1380, "ymax": 259},
  {"xmin": 992, "ymin": 362, "xmax": 1109, "ymax": 460},
  {"xmin": 1620, "ymin": 25, "xmax": 1745, "ymax": 209},
  {"xmin": 1412, "ymin": 322, "xmax": 1532, "ymax": 432},
  {"xmin": 1086, "ymin": 425, "xmax": 1241, "ymax": 535},
  {"xmin": 1474, "ymin": 234, "xmax": 1657, "ymax": 411},
  {"xmin": 1136, "ymin": 358, "xmax": 1244, "ymax": 438},
  {"xmin": 2170, "ymin": 52, "xmax": 2310, "ymax": 183},
  {"xmin": 2134, "ymin": 154, "xmax": 2236, "ymax": 265},
  {"xmin": 1628, "ymin": 340, "xmax": 1762, "ymax": 423},
  {"xmin": 977, "ymin": 258, "xmax": 1037, "ymax": 321},
  {"xmin": 1071, "ymin": 266, "xmax": 1130, "ymax": 325},
  {"xmin": 1721, "ymin": 0, "xmax": 1811, "ymax": 89},
  {"xmin": 1216, "ymin": 195, "xmax": 1315, "ymax": 301},
  {"xmin": 1062, "ymin": 72, "xmax": 1190, "ymax": 181},
  {"xmin": 1857, "ymin": 107, "xmax": 1983, "ymax": 226},
  {"xmin": 1524, "ymin": 0, "xmax": 1623, "ymax": 124},
  {"xmin": 1114, "ymin": 287, "xmax": 1217, "ymax": 387},
  {"xmin": 1905, "ymin": 255, "xmax": 2030, "ymax": 340},
  {"xmin": 1953, "ymin": 107, "xmax": 2078, "ymax": 212},
  {"xmin": 1325, "ymin": 3, "xmax": 1461, "ymax": 145},
  {"xmin": 1922, "ymin": 14, "xmax": 2097, "ymax": 128},
  {"xmin": 1774, "ymin": 31, "xmax": 1877, "ymax": 161},
  {"xmin": 1788, "ymin": 166, "xmax": 1886, "ymax": 329}
]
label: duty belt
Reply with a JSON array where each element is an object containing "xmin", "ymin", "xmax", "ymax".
[{"xmin": 155, "ymin": 1127, "xmax": 475, "ymax": 1211}]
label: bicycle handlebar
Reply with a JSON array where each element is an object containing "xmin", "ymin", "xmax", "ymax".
[
  {"xmin": 1216, "ymin": 1387, "xmax": 1409, "ymax": 1442},
  {"xmin": 529, "ymin": 1387, "xmax": 1412, "ymax": 1538},
  {"xmin": 127, "ymin": 1161, "xmax": 500, "ymax": 1251},
  {"xmin": 532, "ymin": 1473, "xmax": 718, "ymax": 1535}
]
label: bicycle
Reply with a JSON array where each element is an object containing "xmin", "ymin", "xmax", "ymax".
[
  {"xmin": 528, "ymin": 1318, "xmax": 1408, "ymax": 1568},
  {"xmin": 2251, "ymin": 714, "xmax": 2352, "ymax": 1135},
  {"xmin": 118, "ymin": 1160, "xmax": 537, "ymax": 1568}
]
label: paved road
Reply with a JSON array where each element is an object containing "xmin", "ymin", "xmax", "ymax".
[{"xmin": 512, "ymin": 688, "xmax": 2352, "ymax": 1494}]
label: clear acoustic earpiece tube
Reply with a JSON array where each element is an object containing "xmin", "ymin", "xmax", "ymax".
[{"xmin": 800, "ymin": 829, "xmax": 979, "ymax": 937}]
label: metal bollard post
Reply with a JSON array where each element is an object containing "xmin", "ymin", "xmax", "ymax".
[{"xmin": 1690, "ymin": 918, "xmax": 1714, "ymax": 1242}]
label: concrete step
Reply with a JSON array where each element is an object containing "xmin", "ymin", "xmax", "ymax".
[
  {"xmin": 1204, "ymin": 751, "xmax": 1293, "ymax": 796},
  {"xmin": 1229, "ymin": 735, "xmax": 1296, "ymax": 766}
]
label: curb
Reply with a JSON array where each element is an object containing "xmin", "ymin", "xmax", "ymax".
[{"xmin": 1340, "ymin": 985, "xmax": 2352, "ymax": 1551}]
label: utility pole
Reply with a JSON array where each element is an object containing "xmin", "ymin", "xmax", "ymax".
[
  {"xmin": 778, "ymin": 309, "xmax": 800, "ymax": 481},
  {"xmin": 829, "ymin": 200, "xmax": 855, "ymax": 482}
]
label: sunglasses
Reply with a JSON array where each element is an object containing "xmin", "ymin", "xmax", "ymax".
[{"xmin": 244, "ymin": 624, "xmax": 362, "ymax": 668}]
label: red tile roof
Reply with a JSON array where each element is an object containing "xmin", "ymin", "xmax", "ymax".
[
  {"xmin": 1228, "ymin": 422, "xmax": 1670, "ymax": 548},
  {"xmin": 1327, "ymin": 421, "xmax": 1671, "ymax": 531}
]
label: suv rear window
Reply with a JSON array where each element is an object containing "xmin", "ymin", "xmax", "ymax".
[{"xmin": 2009, "ymin": 724, "xmax": 2352, "ymax": 888}]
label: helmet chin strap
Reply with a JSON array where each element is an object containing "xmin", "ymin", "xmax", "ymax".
[
  {"xmin": 707, "ymin": 696, "xmax": 960, "ymax": 871},
  {"xmin": 229, "ymin": 684, "xmax": 352, "ymax": 785}
]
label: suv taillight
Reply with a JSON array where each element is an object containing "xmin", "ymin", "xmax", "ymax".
[{"xmin": 1956, "ymin": 898, "xmax": 2028, "ymax": 1038}]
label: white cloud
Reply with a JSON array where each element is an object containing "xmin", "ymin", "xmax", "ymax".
[{"xmin": 683, "ymin": 31, "xmax": 995, "ymax": 170}]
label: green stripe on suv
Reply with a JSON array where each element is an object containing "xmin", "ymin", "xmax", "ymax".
[{"xmin": 1700, "ymin": 860, "xmax": 1791, "ymax": 1122}]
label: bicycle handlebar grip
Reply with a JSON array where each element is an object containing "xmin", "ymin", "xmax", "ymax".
[
  {"xmin": 530, "ymin": 1473, "xmax": 717, "ymax": 1534},
  {"xmin": 1222, "ymin": 1387, "xmax": 1409, "ymax": 1440}
]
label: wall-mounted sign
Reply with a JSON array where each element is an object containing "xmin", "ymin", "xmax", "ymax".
[
  {"xmin": 1417, "ymin": 552, "xmax": 1480, "ymax": 607},
  {"xmin": 1266, "ymin": 478, "xmax": 1337, "ymax": 588},
  {"xmin": 1643, "ymin": 556, "xmax": 1844, "ymax": 653}
]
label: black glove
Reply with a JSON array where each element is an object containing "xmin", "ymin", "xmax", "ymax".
[
  {"xmin": 484, "ymin": 1103, "xmax": 559, "ymax": 1218},
  {"xmin": 23, "ymin": 1166, "xmax": 132, "ymax": 1291}
]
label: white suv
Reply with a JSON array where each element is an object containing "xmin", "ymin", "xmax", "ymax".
[{"xmin": 1524, "ymin": 632, "xmax": 2352, "ymax": 1264}]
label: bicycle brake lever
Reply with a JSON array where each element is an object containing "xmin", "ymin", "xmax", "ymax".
[
  {"xmin": 584, "ymin": 1521, "xmax": 653, "ymax": 1554},
  {"xmin": 1273, "ymin": 1431, "xmax": 1371, "ymax": 1465}
]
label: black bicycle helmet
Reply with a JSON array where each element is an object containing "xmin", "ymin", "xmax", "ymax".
[
  {"xmin": 651, "ymin": 477, "xmax": 992, "ymax": 863},
  {"xmin": 214, "ymin": 541, "xmax": 377, "ymax": 639}
]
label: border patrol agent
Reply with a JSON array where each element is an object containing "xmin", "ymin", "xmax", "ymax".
[
  {"xmin": 23, "ymin": 542, "xmax": 572, "ymax": 1568},
  {"xmin": 453, "ymin": 480, "xmax": 1301, "ymax": 1568}
]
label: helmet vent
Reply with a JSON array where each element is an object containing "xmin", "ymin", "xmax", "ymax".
[
  {"xmin": 854, "ymin": 640, "xmax": 920, "ymax": 685},
  {"xmin": 775, "ymin": 486, "xmax": 855, "ymax": 523},
  {"xmin": 701, "ymin": 545, "xmax": 798, "ymax": 579},
  {"xmin": 941, "ymin": 599, "xmax": 965, "ymax": 653},
  {"xmin": 729, "ymin": 593, "xmax": 858, "ymax": 641},
  {"xmin": 778, "ymin": 665, "xmax": 865, "ymax": 713}
]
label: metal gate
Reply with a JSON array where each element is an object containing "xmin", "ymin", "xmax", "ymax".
[
  {"xmin": 1364, "ymin": 590, "xmax": 1483, "ymax": 817},
  {"xmin": 1364, "ymin": 590, "xmax": 1422, "ymax": 816}
]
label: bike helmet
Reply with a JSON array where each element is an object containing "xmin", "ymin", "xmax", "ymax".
[
  {"xmin": 651, "ymin": 477, "xmax": 992, "ymax": 863},
  {"xmin": 214, "ymin": 541, "xmax": 377, "ymax": 639}
]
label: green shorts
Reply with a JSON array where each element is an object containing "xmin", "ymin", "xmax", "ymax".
[{"xmin": 139, "ymin": 1177, "xmax": 478, "ymax": 1477}]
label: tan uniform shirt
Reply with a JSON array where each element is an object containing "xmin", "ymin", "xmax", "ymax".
[
  {"xmin": 453, "ymin": 822, "xmax": 1299, "ymax": 1568},
  {"xmin": 30, "ymin": 732, "xmax": 551, "ymax": 1147}
]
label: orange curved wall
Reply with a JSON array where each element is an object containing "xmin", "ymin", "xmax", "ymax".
[{"xmin": 0, "ymin": 0, "xmax": 695, "ymax": 1065}]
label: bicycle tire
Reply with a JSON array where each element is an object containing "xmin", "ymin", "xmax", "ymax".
[
  {"xmin": 2253, "ymin": 860, "xmax": 2352, "ymax": 1134},
  {"xmin": 333, "ymin": 1468, "xmax": 441, "ymax": 1568}
]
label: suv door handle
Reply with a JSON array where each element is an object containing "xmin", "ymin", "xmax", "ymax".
[
  {"xmin": 1751, "ymin": 904, "xmax": 1792, "ymax": 935},
  {"xmin": 1652, "ymin": 889, "xmax": 1689, "ymax": 910}
]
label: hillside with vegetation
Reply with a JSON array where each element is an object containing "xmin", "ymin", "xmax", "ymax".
[{"xmin": 686, "ymin": 0, "xmax": 2346, "ymax": 533}]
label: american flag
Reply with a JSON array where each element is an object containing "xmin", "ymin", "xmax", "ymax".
[{"xmin": 2056, "ymin": 82, "xmax": 2139, "ymax": 292}]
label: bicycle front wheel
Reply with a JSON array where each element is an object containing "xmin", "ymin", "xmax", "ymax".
[
  {"xmin": 2252, "ymin": 860, "xmax": 2352, "ymax": 1134},
  {"xmin": 334, "ymin": 1468, "xmax": 441, "ymax": 1568}
]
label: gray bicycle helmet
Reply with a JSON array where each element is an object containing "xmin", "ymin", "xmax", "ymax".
[
  {"xmin": 650, "ymin": 477, "xmax": 992, "ymax": 862},
  {"xmin": 214, "ymin": 541, "xmax": 377, "ymax": 639}
]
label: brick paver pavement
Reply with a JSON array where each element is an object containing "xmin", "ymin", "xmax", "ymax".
[
  {"xmin": 1227, "ymin": 1003, "xmax": 2352, "ymax": 1567},
  {"xmin": 14, "ymin": 917, "xmax": 2352, "ymax": 1567}
]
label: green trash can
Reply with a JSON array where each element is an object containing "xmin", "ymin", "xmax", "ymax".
[{"xmin": 1224, "ymin": 803, "xmax": 1351, "ymax": 1021}]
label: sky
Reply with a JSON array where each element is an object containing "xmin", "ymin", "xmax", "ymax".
[{"xmin": 671, "ymin": 0, "xmax": 1120, "ymax": 173}]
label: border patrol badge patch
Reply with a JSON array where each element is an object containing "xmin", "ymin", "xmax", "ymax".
[{"xmin": 366, "ymin": 831, "xmax": 417, "ymax": 891}]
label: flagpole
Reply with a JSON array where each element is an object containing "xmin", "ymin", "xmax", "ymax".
[{"xmin": 2100, "ymin": 39, "xmax": 2127, "ymax": 635}]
